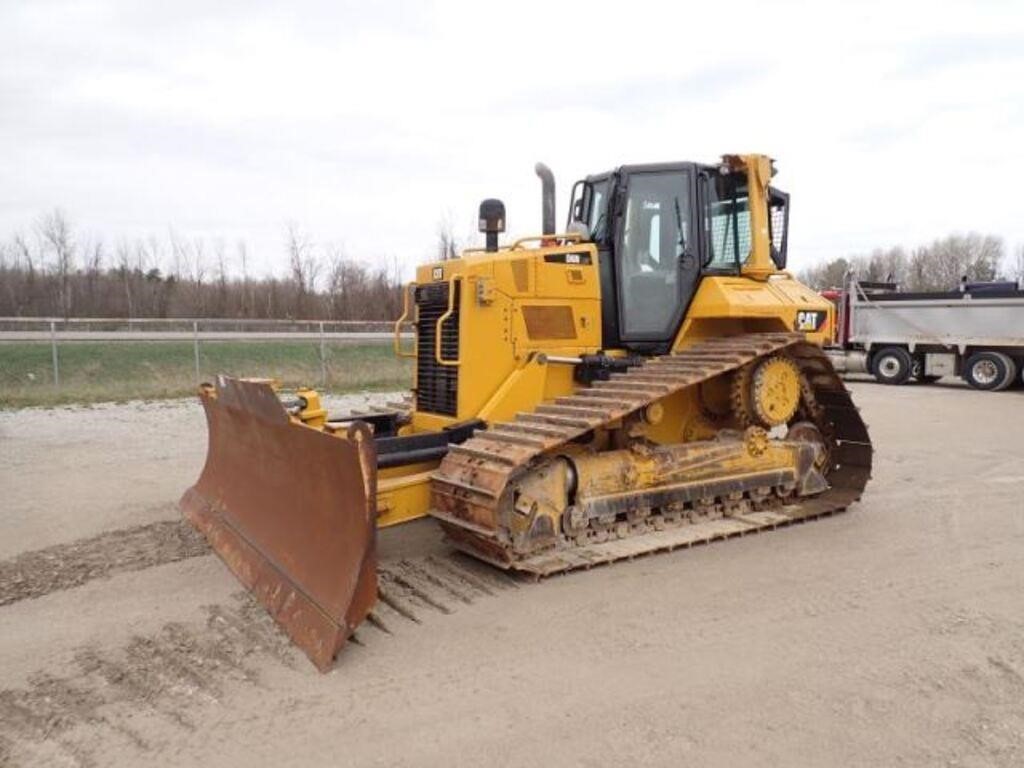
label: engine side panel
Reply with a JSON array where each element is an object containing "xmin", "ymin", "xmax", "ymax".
[{"xmin": 411, "ymin": 244, "xmax": 603, "ymax": 429}]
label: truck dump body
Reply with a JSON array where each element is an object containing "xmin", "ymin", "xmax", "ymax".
[{"xmin": 847, "ymin": 288, "xmax": 1024, "ymax": 348}]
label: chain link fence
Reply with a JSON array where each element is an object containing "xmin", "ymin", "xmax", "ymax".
[{"xmin": 0, "ymin": 318, "xmax": 411, "ymax": 407}]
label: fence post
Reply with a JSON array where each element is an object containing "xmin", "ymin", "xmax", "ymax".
[
  {"xmin": 193, "ymin": 321, "xmax": 200, "ymax": 385},
  {"xmin": 319, "ymin": 321, "xmax": 327, "ymax": 388},
  {"xmin": 50, "ymin": 320, "xmax": 60, "ymax": 390}
]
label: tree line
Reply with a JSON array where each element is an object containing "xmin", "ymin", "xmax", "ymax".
[
  {"xmin": 798, "ymin": 232, "xmax": 1024, "ymax": 292},
  {"xmin": 0, "ymin": 210, "xmax": 404, "ymax": 320},
  {"xmin": 2, "ymin": 212, "xmax": 1022, "ymax": 320}
]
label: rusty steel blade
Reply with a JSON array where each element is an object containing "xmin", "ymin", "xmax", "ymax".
[{"xmin": 180, "ymin": 376, "xmax": 377, "ymax": 671}]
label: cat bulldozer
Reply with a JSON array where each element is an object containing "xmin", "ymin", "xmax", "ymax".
[{"xmin": 181, "ymin": 154, "xmax": 873, "ymax": 670}]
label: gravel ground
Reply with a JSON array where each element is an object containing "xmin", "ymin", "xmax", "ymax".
[{"xmin": 1, "ymin": 381, "xmax": 1022, "ymax": 767}]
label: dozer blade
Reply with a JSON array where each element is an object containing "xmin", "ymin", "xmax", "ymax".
[{"xmin": 180, "ymin": 376, "xmax": 377, "ymax": 671}]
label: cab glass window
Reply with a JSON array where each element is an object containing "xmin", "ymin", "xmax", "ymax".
[
  {"xmin": 704, "ymin": 174, "xmax": 751, "ymax": 270},
  {"xmin": 618, "ymin": 171, "xmax": 691, "ymax": 337},
  {"xmin": 587, "ymin": 180, "xmax": 609, "ymax": 242}
]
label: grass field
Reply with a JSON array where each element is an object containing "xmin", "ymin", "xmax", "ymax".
[{"xmin": 0, "ymin": 340, "xmax": 412, "ymax": 408}]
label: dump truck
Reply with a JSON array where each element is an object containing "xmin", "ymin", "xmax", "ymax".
[
  {"xmin": 823, "ymin": 274, "xmax": 1024, "ymax": 390},
  {"xmin": 182, "ymin": 154, "xmax": 873, "ymax": 670}
]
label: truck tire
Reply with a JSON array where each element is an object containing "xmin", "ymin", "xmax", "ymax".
[
  {"xmin": 872, "ymin": 346, "xmax": 912, "ymax": 385},
  {"xmin": 962, "ymin": 351, "xmax": 1015, "ymax": 391},
  {"xmin": 993, "ymin": 353, "xmax": 1018, "ymax": 391},
  {"xmin": 1009, "ymin": 356, "xmax": 1024, "ymax": 388}
]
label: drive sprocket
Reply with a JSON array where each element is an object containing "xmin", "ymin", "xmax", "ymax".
[{"xmin": 732, "ymin": 354, "xmax": 803, "ymax": 428}]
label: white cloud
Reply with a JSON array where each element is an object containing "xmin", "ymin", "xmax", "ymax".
[{"xmin": 1, "ymin": 0, "xmax": 1022, "ymax": 279}]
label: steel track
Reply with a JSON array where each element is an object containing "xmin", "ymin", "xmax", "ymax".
[{"xmin": 429, "ymin": 332, "xmax": 873, "ymax": 576}]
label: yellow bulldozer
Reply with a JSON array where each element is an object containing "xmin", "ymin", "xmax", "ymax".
[{"xmin": 181, "ymin": 154, "xmax": 872, "ymax": 670}]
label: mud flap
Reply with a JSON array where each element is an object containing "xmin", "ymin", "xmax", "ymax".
[{"xmin": 180, "ymin": 377, "xmax": 377, "ymax": 671}]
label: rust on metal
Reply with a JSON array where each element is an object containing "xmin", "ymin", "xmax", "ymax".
[{"xmin": 180, "ymin": 376, "xmax": 377, "ymax": 671}]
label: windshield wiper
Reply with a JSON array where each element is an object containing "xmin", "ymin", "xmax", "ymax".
[{"xmin": 674, "ymin": 196, "xmax": 686, "ymax": 253}]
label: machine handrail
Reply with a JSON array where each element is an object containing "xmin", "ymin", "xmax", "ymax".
[
  {"xmin": 510, "ymin": 232, "xmax": 584, "ymax": 250},
  {"xmin": 458, "ymin": 233, "xmax": 586, "ymax": 255},
  {"xmin": 434, "ymin": 277, "xmax": 462, "ymax": 367},
  {"xmin": 393, "ymin": 282, "xmax": 418, "ymax": 358}
]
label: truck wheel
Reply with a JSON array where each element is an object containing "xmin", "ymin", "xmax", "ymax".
[
  {"xmin": 993, "ymin": 353, "xmax": 1018, "ymax": 391},
  {"xmin": 872, "ymin": 347, "xmax": 912, "ymax": 385},
  {"xmin": 962, "ymin": 352, "xmax": 1014, "ymax": 391}
]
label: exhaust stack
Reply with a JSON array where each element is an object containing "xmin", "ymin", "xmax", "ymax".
[{"xmin": 534, "ymin": 162, "xmax": 555, "ymax": 235}]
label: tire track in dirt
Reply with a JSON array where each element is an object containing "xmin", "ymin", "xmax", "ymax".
[
  {"xmin": 0, "ymin": 513, "xmax": 527, "ymax": 764},
  {"xmin": 367, "ymin": 554, "xmax": 518, "ymax": 633},
  {"xmin": 0, "ymin": 594, "xmax": 297, "ymax": 767},
  {"xmin": 14, "ymin": 514, "xmax": 1020, "ymax": 765},
  {"xmin": 0, "ymin": 520, "xmax": 209, "ymax": 606},
  {"xmin": 0, "ymin": 553, "xmax": 520, "ymax": 766}
]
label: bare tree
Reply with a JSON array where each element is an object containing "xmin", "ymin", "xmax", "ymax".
[
  {"xmin": 324, "ymin": 243, "xmax": 350, "ymax": 319},
  {"xmin": 213, "ymin": 239, "xmax": 229, "ymax": 316},
  {"xmin": 169, "ymin": 228, "xmax": 184, "ymax": 280},
  {"xmin": 1011, "ymin": 244, "xmax": 1024, "ymax": 286},
  {"xmin": 802, "ymin": 233, "xmax": 1006, "ymax": 293},
  {"xmin": 237, "ymin": 240, "xmax": 251, "ymax": 317},
  {"xmin": 12, "ymin": 233, "xmax": 35, "ymax": 276},
  {"xmin": 865, "ymin": 246, "xmax": 908, "ymax": 284},
  {"xmin": 189, "ymin": 238, "xmax": 207, "ymax": 315},
  {"xmin": 799, "ymin": 257, "xmax": 850, "ymax": 290},
  {"xmin": 0, "ymin": 239, "xmax": 17, "ymax": 316},
  {"xmin": 39, "ymin": 209, "xmax": 75, "ymax": 318},
  {"xmin": 908, "ymin": 233, "xmax": 1002, "ymax": 291},
  {"xmin": 9, "ymin": 234, "xmax": 40, "ymax": 315},
  {"xmin": 436, "ymin": 210, "xmax": 459, "ymax": 261},
  {"xmin": 286, "ymin": 223, "xmax": 320, "ymax": 317},
  {"xmin": 81, "ymin": 237, "xmax": 105, "ymax": 316},
  {"xmin": 0, "ymin": 213, "xmax": 408, "ymax": 320},
  {"xmin": 115, "ymin": 241, "xmax": 134, "ymax": 317}
]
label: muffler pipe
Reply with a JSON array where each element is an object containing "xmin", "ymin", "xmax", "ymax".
[{"xmin": 534, "ymin": 162, "xmax": 555, "ymax": 235}]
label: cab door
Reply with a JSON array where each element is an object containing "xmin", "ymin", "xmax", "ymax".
[{"xmin": 614, "ymin": 166, "xmax": 699, "ymax": 347}]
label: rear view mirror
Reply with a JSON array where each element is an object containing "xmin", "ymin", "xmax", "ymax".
[{"xmin": 566, "ymin": 179, "xmax": 588, "ymax": 231}]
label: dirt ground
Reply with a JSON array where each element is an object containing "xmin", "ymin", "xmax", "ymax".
[{"xmin": 1, "ymin": 381, "xmax": 1023, "ymax": 767}]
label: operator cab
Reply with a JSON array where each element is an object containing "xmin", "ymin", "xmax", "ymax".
[{"xmin": 568, "ymin": 162, "xmax": 790, "ymax": 354}]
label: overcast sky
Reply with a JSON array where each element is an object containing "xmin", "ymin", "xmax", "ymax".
[{"xmin": 2, "ymin": 0, "xmax": 1023, "ymax": 279}]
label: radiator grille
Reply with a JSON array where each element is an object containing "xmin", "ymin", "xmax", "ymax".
[{"xmin": 415, "ymin": 282, "xmax": 459, "ymax": 416}]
